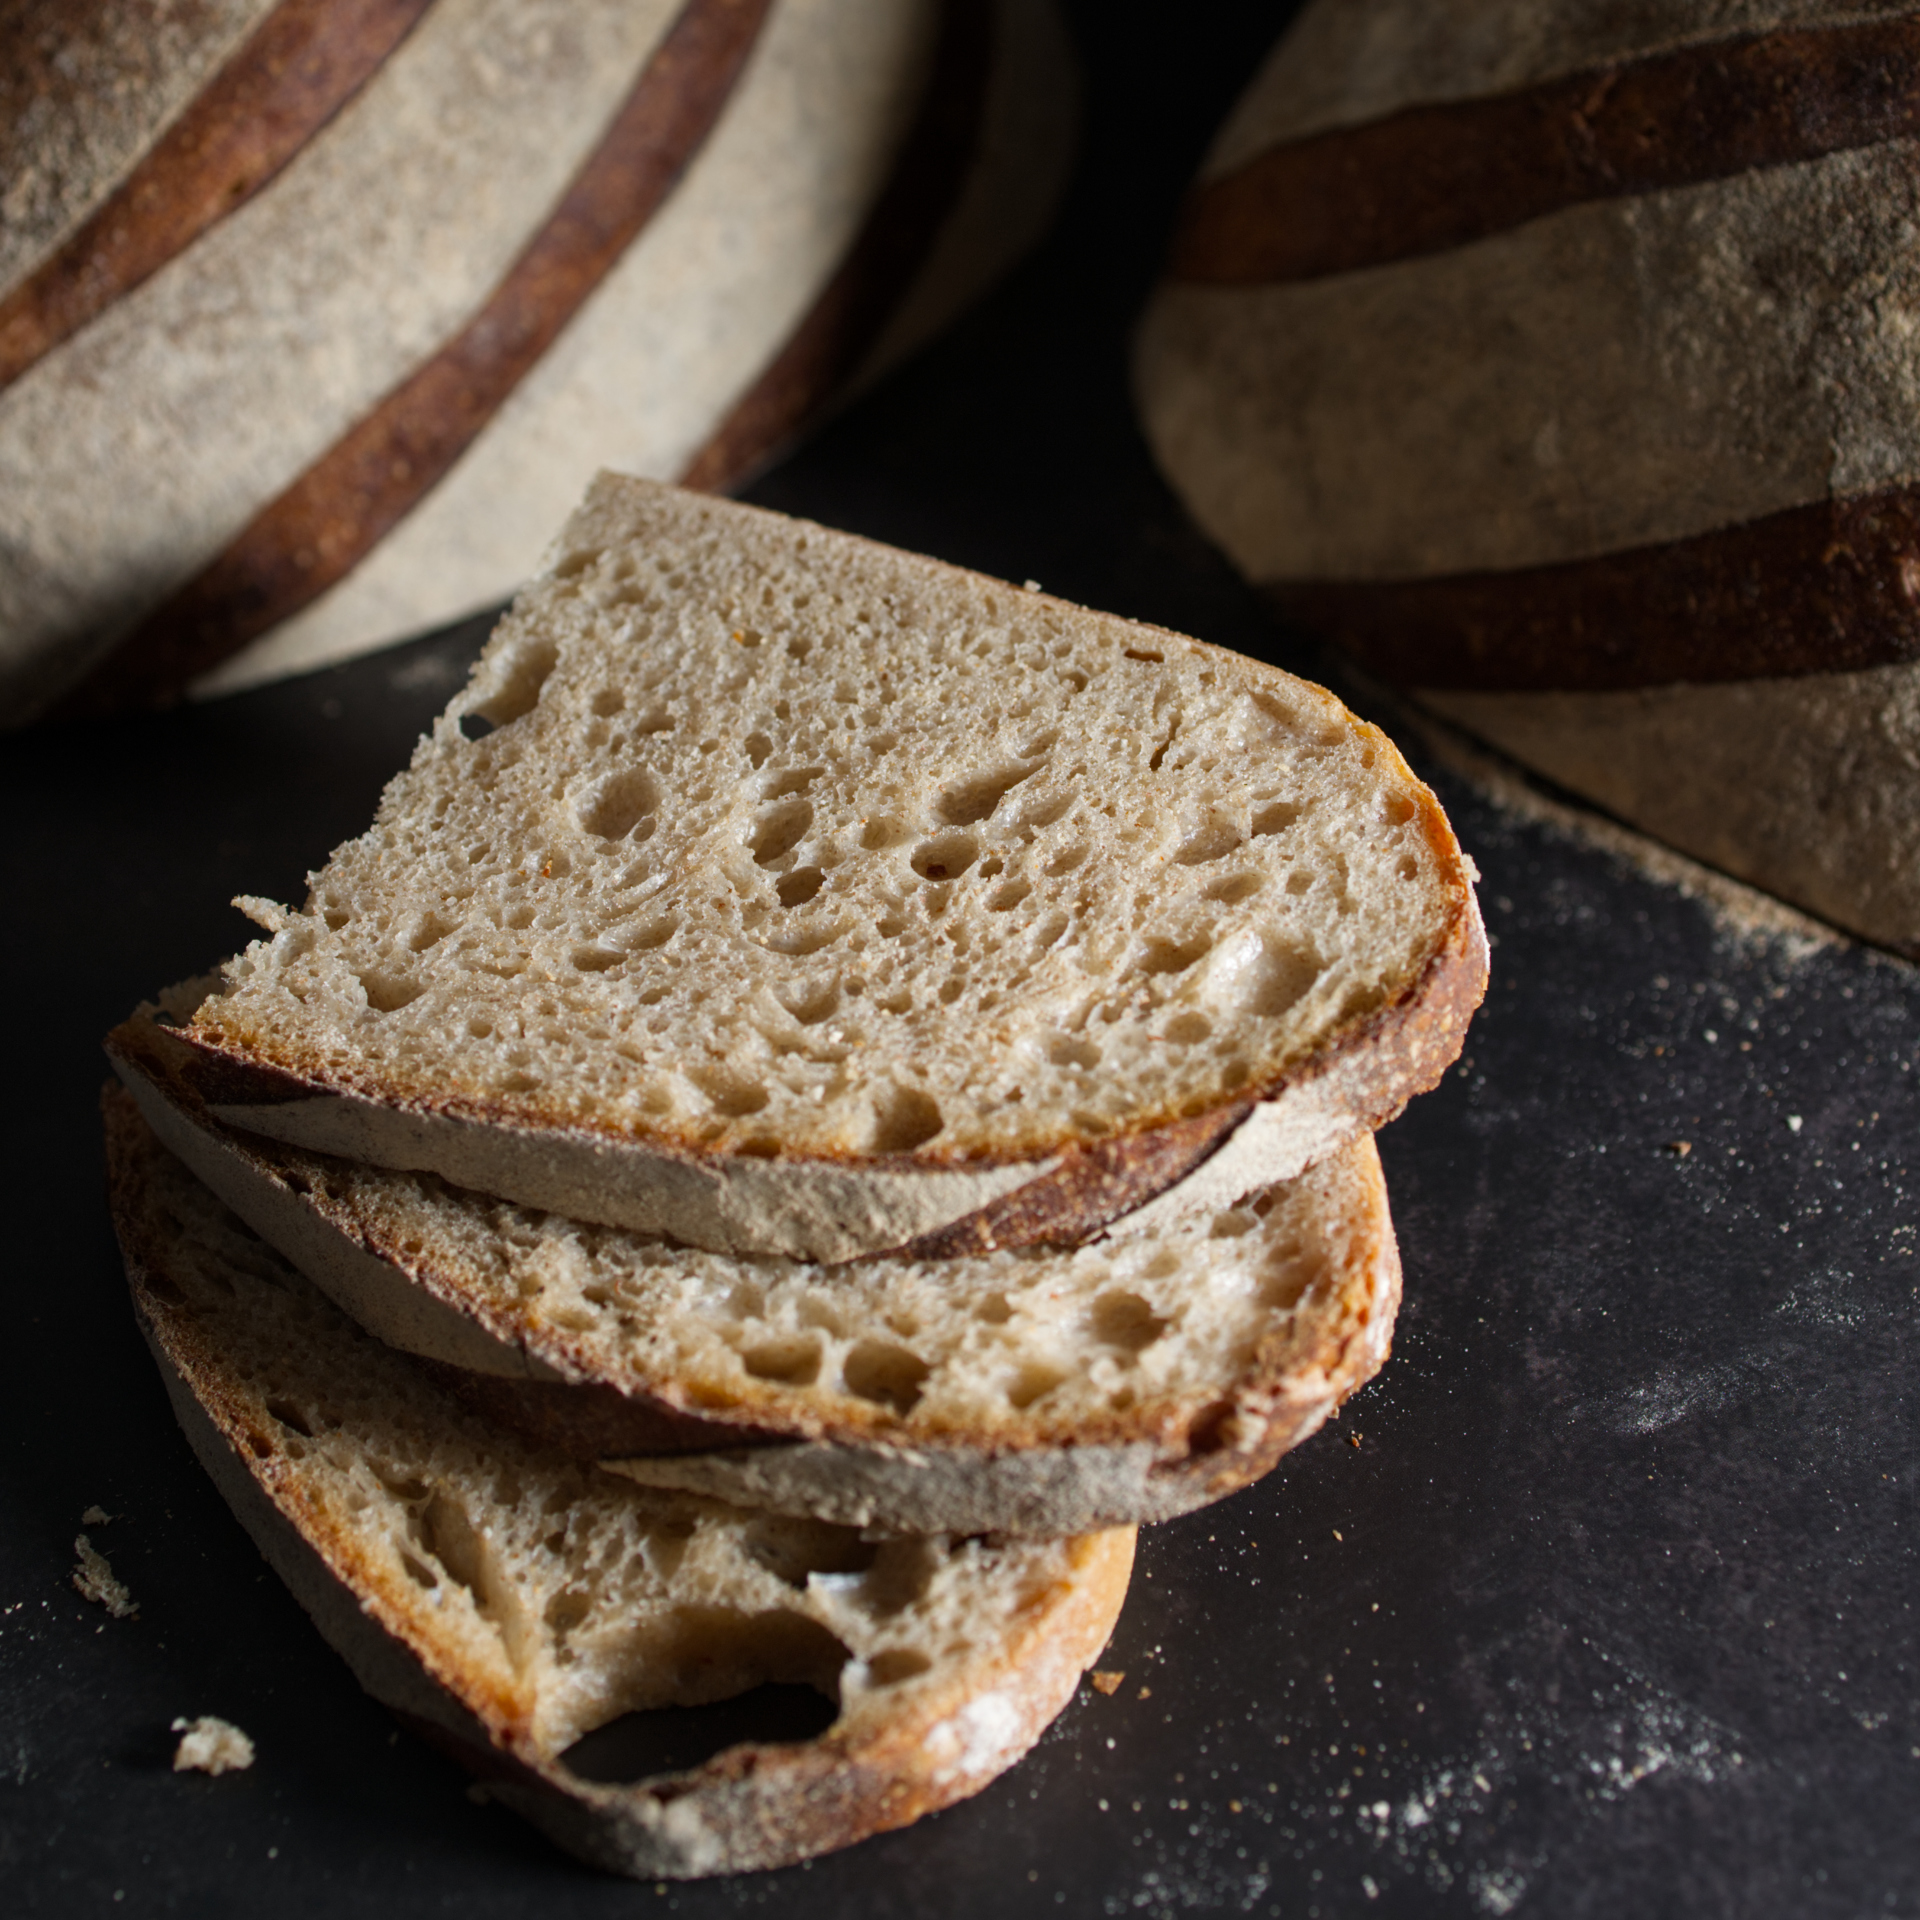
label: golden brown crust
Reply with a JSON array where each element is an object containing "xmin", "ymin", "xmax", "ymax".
[{"xmin": 102, "ymin": 1082, "xmax": 1136, "ymax": 1877}]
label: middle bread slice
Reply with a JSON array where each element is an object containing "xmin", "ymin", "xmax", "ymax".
[{"xmin": 113, "ymin": 1002, "xmax": 1400, "ymax": 1536}]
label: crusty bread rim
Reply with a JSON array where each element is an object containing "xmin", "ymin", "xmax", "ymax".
[
  {"xmin": 111, "ymin": 1011, "xmax": 1403, "ymax": 1533},
  {"xmin": 105, "ymin": 1088, "xmax": 1135, "ymax": 1878},
  {"xmin": 175, "ymin": 857, "xmax": 1484, "ymax": 1264}
]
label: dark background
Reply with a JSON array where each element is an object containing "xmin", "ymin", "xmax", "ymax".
[{"xmin": 3, "ymin": 7, "xmax": 1914, "ymax": 1915}]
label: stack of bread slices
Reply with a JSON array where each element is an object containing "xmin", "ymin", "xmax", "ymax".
[{"xmin": 103, "ymin": 475, "xmax": 1486, "ymax": 1878}]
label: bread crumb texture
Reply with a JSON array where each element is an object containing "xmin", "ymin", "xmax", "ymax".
[
  {"xmin": 287, "ymin": 1128, "xmax": 1391, "ymax": 1452},
  {"xmin": 195, "ymin": 476, "xmax": 1462, "ymax": 1163},
  {"xmin": 115, "ymin": 1100, "xmax": 1130, "ymax": 1794},
  {"xmin": 171, "ymin": 1715, "xmax": 255, "ymax": 1775},
  {"xmin": 71, "ymin": 1534, "xmax": 136, "ymax": 1618}
]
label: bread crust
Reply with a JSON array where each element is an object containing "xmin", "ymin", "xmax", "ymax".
[
  {"xmin": 104, "ymin": 1084, "xmax": 1135, "ymax": 1878},
  {"xmin": 110, "ymin": 1014, "xmax": 1404, "ymax": 1532}
]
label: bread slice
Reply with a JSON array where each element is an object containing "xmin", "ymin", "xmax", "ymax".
[
  {"xmin": 176, "ymin": 475, "xmax": 1484, "ymax": 1262},
  {"xmin": 104, "ymin": 1085, "xmax": 1134, "ymax": 1879},
  {"xmin": 112, "ymin": 998, "xmax": 1401, "ymax": 1535}
]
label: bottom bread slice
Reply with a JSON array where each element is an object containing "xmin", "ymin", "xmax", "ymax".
[
  {"xmin": 111, "ymin": 1003, "xmax": 1402, "ymax": 1534},
  {"xmin": 104, "ymin": 1087, "xmax": 1134, "ymax": 1879}
]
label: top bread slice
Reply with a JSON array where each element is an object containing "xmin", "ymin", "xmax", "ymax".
[
  {"xmin": 104, "ymin": 1084, "xmax": 1134, "ymax": 1880},
  {"xmin": 178, "ymin": 474, "xmax": 1485, "ymax": 1261}
]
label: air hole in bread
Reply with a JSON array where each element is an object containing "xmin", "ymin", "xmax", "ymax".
[
  {"xmin": 1015, "ymin": 791, "xmax": 1072, "ymax": 832},
  {"xmin": 1164, "ymin": 1012, "xmax": 1211, "ymax": 1045},
  {"xmin": 1203, "ymin": 872, "xmax": 1262, "ymax": 904},
  {"xmin": 1090, "ymin": 1291, "xmax": 1169, "ymax": 1355},
  {"xmin": 399, "ymin": 1549, "xmax": 437, "ymax": 1589},
  {"xmin": 911, "ymin": 833, "xmax": 978, "ymax": 882},
  {"xmin": 936, "ymin": 763, "xmax": 1038, "ymax": 827},
  {"xmin": 690, "ymin": 1069, "xmax": 768, "ymax": 1118},
  {"xmin": 564, "ymin": 1680, "xmax": 844, "ymax": 1784},
  {"xmin": 741, "ymin": 1338, "xmax": 822, "ymax": 1386},
  {"xmin": 869, "ymin": 1085, "xmax": 944, "ymax": 1153},
  {"xmin": 975, "ymin": 1293, "xmax": 1013, "ymax": 1325},
  {"xmin": 1135, "ymin": 935, "xmax": 1212, "ymax": 978},
  {"xmin": 1398, "ymin": 856, "xmax": 1421, "ymax": 881},
  {"xmin": 408, "ymin": 912, "xmax": 456, "ymax": 953},
  {"xmin": 358, "ymin": 969, "xmax": 424, "ymax": 1013},
  {"xmin": 1184, "ymin": 1401, "xmax": 1238, "ymax": 1455},
  {"xmin": 751, "ymin": 800, "xmax": 813, "ymax": 867},
  {"xmin": 987, "ymin": 880, "xmax": 1031, "ymax": 913},
  {"xmin": 777, "ymin": 868, "xmax": 825, "ymax": 908},
  {"xmin": 743, "ymin": 732, "xmax": 772, "ymax": 768},
  {"xmin": 859, "ymin": 1540, "xmax": 938, "ymax": 1615},
  {"xmin": 860, "ymin": 816, "xmax": 911, "ymax": 852},
  {"xmin": 1007, "ymin": 1361, "xmax": 1068, "ymax": 1409},
  {"xmin": 475, "ymin": 637, "xmax": 557, "ymax": 725},
  {"xmin": 1048, "ymin": 1036, "xmax": 1099, "ymax": 1070},
  {"xmin": 1175, "ymin": 818, "xmax": 1241, "ymax": 865},
  {"xmin": 756, "ymin": 921, "xmax": 844, "ymax": 957},
  {"xmin": 777, "ymin": 981, "xmax": 839, "ymax": 1026},
  {"xmin": 842, "ymin": 1342, "xmax": 930, "ymax": 1415},
  {"xmin": 457, "ymin": 712, "xmax": 496, "ymax": 741},
  {"xmin": 644, "ymin": 1520, "xmax": 696, "ymax": 1582},
  {"xmin": 1382, "ymin": 795, "xmax": 1415, "ymax": 826},
  {"xmin": 544, "ymin": 1587, "xmax": 592, "ymax": 1637},
  {"xmin": 865, "ymin": 1648, "xmax": 933, "ymax": 1687},
  {"xmin": 265, "ymin": 1397, "xmax": 313, "ymax": 1436},
  {"xmin": 579, "ymin": 769, "xmax": 661, "ymax": 842},
  {"xmin": 1043, "ymin": 844, "xmax": 1085, "ymax": 876},
  {"xmin": 1251, "ymin": 800, "xmax": 1301, "ymax": 838},
  {"xmin": 572, "ymin": 946, "xmax": 623, "ymax": 973},
  {"xmin": 1123, "ymin": 648, "xmax": 1164, "ymax": 664},
  {"xmin": 590, "ymin": 687, "xmax": 625, "ymax": 718}
]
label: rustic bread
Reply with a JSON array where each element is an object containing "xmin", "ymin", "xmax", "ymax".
[
  {"xmin": 1134, "ymin": 0, "xmax": 1920, "ymax": 952},
  {"xmin": 104, "ymin": 1084, "xmax": 1134, "ymax": 1879},
  {"xmin": 177, "ymin": 475, "xmax": 1485, "ymax": 1262},
  {"xmin": 113, "ymin": 1000, "xmax": 1400, "ymax": 1533},
  {"xmin": 0, "ymin": 0, "xmax": 1074, "ymax": 723}
]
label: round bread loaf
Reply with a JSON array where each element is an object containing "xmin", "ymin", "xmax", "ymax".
[
  {"xmin": 1135, "ymin": 0, "xmax": 1920, "ymax": 954},
  {"xmin": 0, "ymin": 0, "xmax": 1074, "ymax": 724}
]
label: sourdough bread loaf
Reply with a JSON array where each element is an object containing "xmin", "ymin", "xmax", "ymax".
[
  {"xmin": 177, "ymin": 475, "xmax": 1486, "ymax": 1262},
  {"xmin": 104, "ymin": 1083, "xmax": 1134, "ymax": 1879},
  {"xmin": 113, "ymin": 1000, "xmax": 1401, "ymax": 1532},
  {"xmin": 0, "ymin": 0, "xmax": 1075, "ymax": 723},
  {"xmin": 1134, "ymin": 0, "xmax": 1920, "ymax": 953}
]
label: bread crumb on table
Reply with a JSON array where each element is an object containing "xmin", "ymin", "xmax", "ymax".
[
  {"xmin": 171, "ymin": 1716, "xmax": 255, "ymax": 1775},
  {"xmin": 72, "ymin": 1534, "xmax": 136, "ymax": 1618},
  {"xmin": 1090, "ymin": 1670, "xmax": 1125, "ymax": 1695},
  {"xmin": 80, "ymin": 1505, "xmax": 112, "ymax": 1526}
]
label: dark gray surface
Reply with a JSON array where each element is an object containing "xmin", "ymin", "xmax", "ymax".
[{"xmin": 3, "ymin": 8, "xmax": 1915, "ymax": 1915}]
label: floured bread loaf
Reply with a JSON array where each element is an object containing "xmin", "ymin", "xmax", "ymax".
[
  {"xmin": 104, "ymin": 1085, "xmax": 1133, "ymax": 1879},
  {"xmin": 1134, "ymin": 0, "xmax": 1920, "ymax": 952},
  {"xmin": 177, "ymin": 475, "xmax": 1486, "ymax": 1262},
  {"xmin": 114, "ymin": 1002, "xmax": 1400, "ymax": 1533},
  {"xmin": 0, "ymin": 0, "xmax": 1075, "ymax": 722}
]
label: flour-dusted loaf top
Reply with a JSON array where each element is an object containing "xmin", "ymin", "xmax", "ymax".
[
  {"xmin": 181, "ymin": 477, "xmax": 1483, "ymax": 1258},
  {"xmin": 1134, "ymin": 0, "xmax": 1920, "ymax": 951},
  {"xmin": 0, "ymin": 0, "xmax": 1075, "ymax": 723},
  {"xmin": 105, "ymin": 1085, "xmax": 1134, "ymax": 1879},
  {"xmin": 113, "ymin": 1004, "xmax": 1400, "ymax": 1531}
]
